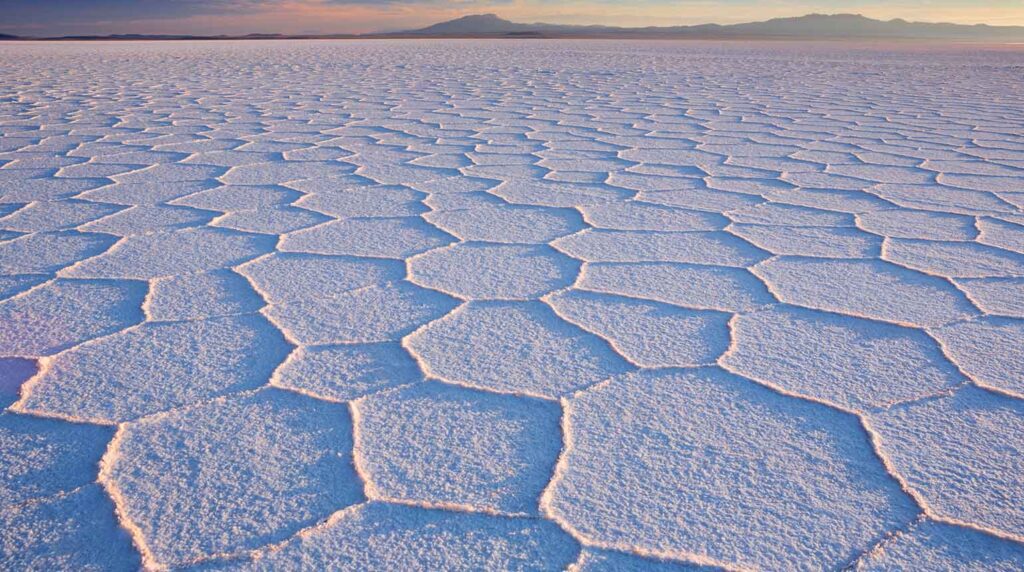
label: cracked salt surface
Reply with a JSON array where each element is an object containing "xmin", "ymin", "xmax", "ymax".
[{"xmin": 1, "ymin": 39, "xmax": 1023, "ymax": 569}]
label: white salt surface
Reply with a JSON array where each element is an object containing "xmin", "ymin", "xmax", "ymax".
[{"xmin": 1, "ymin": 39, "xmax": 1023, "ymax": 569}]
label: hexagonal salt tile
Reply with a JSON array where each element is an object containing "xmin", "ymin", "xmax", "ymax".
[
  {"xmin": 105, "ymin": 389, "xmax": 364, "ymax": 566},
  {"xmin": 355, "ymin": 382, "xmax": 561, "ymax": 513},
  {"xmin": 545, "ymin": 368, "xmax": 916, "ymax": 570}
]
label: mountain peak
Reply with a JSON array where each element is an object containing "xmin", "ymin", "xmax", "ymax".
[
  {"xmin": 410, "ymin": 13, "xmax": 526, "ymax": 35},
  {"xmin": 438, "ymin": 13, "xmax": 507, "ymax": 25}
]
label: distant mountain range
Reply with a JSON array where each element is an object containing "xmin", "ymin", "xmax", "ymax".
[
  {"xmin": 3, "ymin": 13, "xmax": 1024, "ymax": 42},
  {"xmin": 406, "ymin": 13, "xmax": 1024, "ymax": 41}
]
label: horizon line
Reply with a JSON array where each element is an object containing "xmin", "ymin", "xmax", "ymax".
[{"xmin": 4, "ymin": 11, "xmax": 1024, "ymax": 40}]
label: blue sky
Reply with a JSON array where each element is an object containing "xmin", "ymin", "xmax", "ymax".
[{"xmin": 3, "ymin": 0, "xmax": 1023, "ymax": 36}]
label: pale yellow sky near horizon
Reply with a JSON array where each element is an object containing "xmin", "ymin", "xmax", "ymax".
[{"xmin": 4, "ymin": 1, "xmax": 1024, "ymax": 36}]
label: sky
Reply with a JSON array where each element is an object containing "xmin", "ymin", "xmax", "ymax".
[{"xmin": 2, "ymin": 0, "xmax": 1023, "ymax": 37}]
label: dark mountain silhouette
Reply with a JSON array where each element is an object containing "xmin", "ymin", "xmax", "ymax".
[
  {"xmin": 410, "ymin": 14, "xmax": 537, "ymax": 36},
  {"xmin": 721, "ymin": 13, "xmax": 1024, "ymax": 40},
  {"xmin": 4, "ymin": 13, "xmax": 1023, "ymax": 41},
  {"xmin": 401, "ymin": 13, "xmax": 1024, "ymax": 41}
]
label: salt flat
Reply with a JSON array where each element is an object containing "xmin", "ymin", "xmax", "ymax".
[{"xmin": 1, "ymin": 39, "xmax": 1023, "ymax": 570}]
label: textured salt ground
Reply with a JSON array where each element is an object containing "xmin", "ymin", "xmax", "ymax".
[{"xmin": 2, "ymin": 39, "xmax": 1024, "ymax": 570}]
